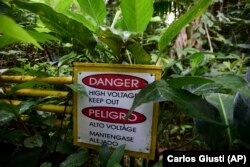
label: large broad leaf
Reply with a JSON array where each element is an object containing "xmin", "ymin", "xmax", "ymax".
[
  {"xmin": 198, "ymin": 93, "xmax": 235, "ymax": 149},
  {"xmin": 60, "ymin": 149, "xmax": 90, "ymax": 167},
  {"xmin": 19, "ymin": 99, "xmax": 46, "ymax": 114},
  {"xmin": 53, "ymin": 0, "xmax": 74, "ymax": 13},
  {"xmin": 158, "ymin": 0, "xmax": 213, "ymax": 52},
  {"xmin": 67, "ymin": 83, "xmax": 88, "ymax": 97},
  {"xmin": 0, "ymin": 102, "xmax": 19, "ymax": 117},
  {"xmin": 237, "ymin": 44, "xmax": 250, "ymax": 49},
  {"xmin": 77, "ymin": 0, "xmax": 106, "ymax": 27},
  {"xmin": 106, "ymin": 144, "xmax": 125, "ymax": 167},
  {"xmin": 120, "ymin": 0, "xmax": 153, "ymax": 32},
  {"xmin": 65, "ymin": 10, "xmax": 97, "ymax": 32},
  {"xmin": 0, "ymin": 129, "xmax": 28, "ymax": 143},
  {"xmin": 58, "ymin": 52, "xmax": 79, "ymax": 67},
  {"xmin": 40, "ymin": 162, "xmax": 52, "ymax": 167},
  {"xmin": 126, "ymin": 43, "xmax": 151, "ymax": 64},
  {"xmin": 10, "ymin": 81, "xmax": 51, "ymax": 94},
  {"xmin": 98, "ymin": 27, "xmax": 124, "ymax": 57},
  {"xmin": 206, "ymin": 93, "xmax": 234, "ymax": 124},
  {"xmin": 233, "ymin": 92, "xmax": 250, "ymax": 145},
  {"xmin": 14, "ymin": 1, "xmax": 96, "ymax": 49},
  {"xmin": 0, "ymin": 14, "xmax": 42, "ymax": 49},
  {"xmin": 23, "ymin": 134, "xmax": 43, "ymax": 148},
  {"xmin": 212, "ymin": 74, "xmax": 247, "ymax": 91},
  {"xmin": 128, "ymin": 79, "xmax": 223, "ymax": 125},
  {"xmin": 0, "ymin": 35, "xmax": 18, "ymax": 48},
  {"xmin": 0, "ymin": 109, "xmax": 15, "ymax": 126},
  {"xmin": 28, "ymin": 0, "xmax": 74, "ymax": 13},
  {"xmin": 99, "ymin": 144, "xmax": 111, "ymax": 167},
  {"xmin": 167, "ymin": 76, "xmax": 220, "ymax": 95},
  {"xmin": 167, "ymin": 76, "xmax": 214, "ymax": 89},
  {"xmin": 27, "ymin": 30, "xmax": 58, "ymax": 44}
]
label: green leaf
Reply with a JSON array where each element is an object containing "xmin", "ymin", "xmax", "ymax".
[
  {"xmin": 60, "ymin": 149, "xmax": 90, "ymax": 167},
  {"xmin": 167, "ymin": 76, "xmax": 214, "ymax": 89},
  {"xmin": 14, "ymin": 1, "xmax": 96, "ymax": 49},
  {"xmin": 4, "ymin": 67, "xmax": 26, "ymax": 74},
  {"xmin": 98, "ymin": 27, "xmax": 124, "ymax": 57},
  {"xmin": 0, "ymin": 35, "xmax": 18, "ymax": 48},
  {"xmin": 55, "ymin": 141, "xmax": 75, "ymax": 154},
  {"xmin": 19, "ymin": 99, "xmax": 44, "ymax": 114},
  {"xmin": 158, "ymin": 0, "xmax": 213, "ymax": 52},
  {"xmin": 189, "ymin": 52, "xmax": 205, "ymax": 69},
  {"xmin": 212, "ymin": 74, "xmax": 247, "ymax": 91},
  {"xmin": 77, "ymin": 0, "xmax": 106, "ymax": 27},
  {"xmin": 110, "ymin": 163, "xmax": 122, "ymax": 167},
  {"xmin": 205, "ymin": 93, "xmax": 234, "ymax": 147},
  {"xmin": 54, "ymin": 0, "xmax": 74, "ymax": 13},
  {"xmin": 28, "ymin": 30, "xmax": 58, "ymax": 44},
  {"xmin": 0, "ymin": 14, "xmax": 42, "ymax": 49},
  {"xmin": 128, "ymin": 80, "xmax": 223, "ymax": 125},
  {"xmin": 99, "ymin": 144, "xmax": 111, "ymax": 167},
  {"xmin": 206, "ymin": 93, "xmax": 234, "ymax": 124},
  {"xmin": 126, "ymin": 43, "xmax": 151, "ymax": 64},
  {"xmin": 0, "ymin": 30, "xmax": 58, "ymax": 48},
  {"xmin": 0, "ymin": 102, "xmax": 19, "ymax": 116},
  {"xmin": 65, "ymin": 10, "xmax": 97, "ymax": 32},
  {"xmin": 237, "ymin": 44, "xmax": 250, "ymax": 49},
  {"xmin": 25, "ymin": 69, "xmax": 51, "ymax": 77},
  {"xmin": 24, "ymin": 134, "xmax": 43, "ymax": 148},
  {"xmin": 0, "ymin": 109, "xmax": 15, "ymax": 126},
  {"xmin": 151, "ymin": 161, "xmax": 163, "ymax": 167},
  {"xmin": 107, "ymin": 144, "xmax": 125, "ymax": 167},
  {"xmin": 185, "ymin": 83, "xmax": 222, "ymax": 95},
  {"xmin": 120, "ymin": 0, "xmax": 153, "ymax": 32},
  {"xmin": 1, "ymin": 129, "xmax": 28, "ymax": 143},
  {"xmin": 40, "ymin": 162, "xmax": 52, "ymax": 167},
  {"xmin": 67, "ymin": 84, "xmax": 88, "ymax": 96},
  {"xmin": 11, "ymin": 81, "xmax": 51, "ymax": 94},
  {"xmin": 58, "ymin": 52, "xmax": 79, "ymax": 67}
]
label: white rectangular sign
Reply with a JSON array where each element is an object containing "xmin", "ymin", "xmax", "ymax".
[
  {"xmin": 73, "ymin": 63, "xmax": 161, "ymax": 159},
  {"xmin": 77, "ymin": 72, "xmax": 154, "ymax": 152}
]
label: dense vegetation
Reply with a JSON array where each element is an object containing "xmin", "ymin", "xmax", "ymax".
[{"xmin": 0, "ymin": 0, "xmax": 250, "ymax": 166}]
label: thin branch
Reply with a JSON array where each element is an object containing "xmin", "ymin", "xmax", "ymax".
[{"xmin": 204, "ymin": 24, "xmax": 213, "ymax": 52}]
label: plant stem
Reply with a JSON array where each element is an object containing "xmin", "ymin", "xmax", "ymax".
[
  {"xmin": 111, "ymin": 10, "xmax": 121, "ymax": 28},
  {"xmin": 218, "ymin": 94, "xmax": 232, "ymax": 147},
  {"xmin": 204, "ymin": 24, "xmax": 213, "ymax": 52}
]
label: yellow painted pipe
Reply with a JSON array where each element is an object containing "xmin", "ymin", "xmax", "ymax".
[
  {"xmin": 54, "ymin": 119, "xmax": 70, "ymax": 127},
  {"xmin": 0, "ymin": 99, "xmax": 72, "ymax": 114},
  {"xmin": 0, "ymin": 75, "xmax": 73, "ymax": 84},
  {"xmin": 2, "ymin": 87, "xmax": 69, "ymax": 98}
]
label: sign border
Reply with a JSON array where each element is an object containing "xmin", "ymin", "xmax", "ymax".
[{"xmin": 73, "ymin": 63, "xmax": 162, "ymax": 160}]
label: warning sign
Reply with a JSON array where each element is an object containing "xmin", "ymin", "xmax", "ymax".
[{"xmin": 73, "ymin": 63, "xmax": 161, "ymax": 160}]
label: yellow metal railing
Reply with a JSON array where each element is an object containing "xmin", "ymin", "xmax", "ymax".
[
  {"xmin": 0, "ymin": 99, "xmax": 72, "ymax": 114},
  {"xmin": 0, "ymin": 75, "xmax": 73, "ymax": 114},
  {"xmin": 2, "ymin": 87, "xmax": 69, "ymax": 98},
  {"xmin": 0, "ymin": 75, "xmax": 72, "ymax": 84}
]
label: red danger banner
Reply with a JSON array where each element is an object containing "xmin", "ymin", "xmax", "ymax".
[
  {"xmin": 82, "ymin": 74, "xmax": 148, "ymax": 90},
  {"xmin": 82, "ymin": 106, "xmax": 146, "ymax": 124}
]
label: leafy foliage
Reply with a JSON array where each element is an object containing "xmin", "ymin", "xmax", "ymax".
[
  {"xmin": 13, "ymin": 1, "xmax": 96, "ymax": 51},
  {"xmin": 60, "ymin": 149, "xmax": 90, "ymax": 167},
  {"xmin": 159, "ymin": 0, "xmax": 213, "ymax": 52},
  {"xmin": 0, "ymin": 14, "xmax": 42, "ymax": 49},
  {"xmin": 0, "ymin": 0, "xmax": 250, "ymax": 166},
  {"xmin": 120, "ymin": 0, "xmax": 153, "ymax": 32},
  {"xmin": 129, "ymin": 71, "xmax": 250, "ymax": 150}
]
